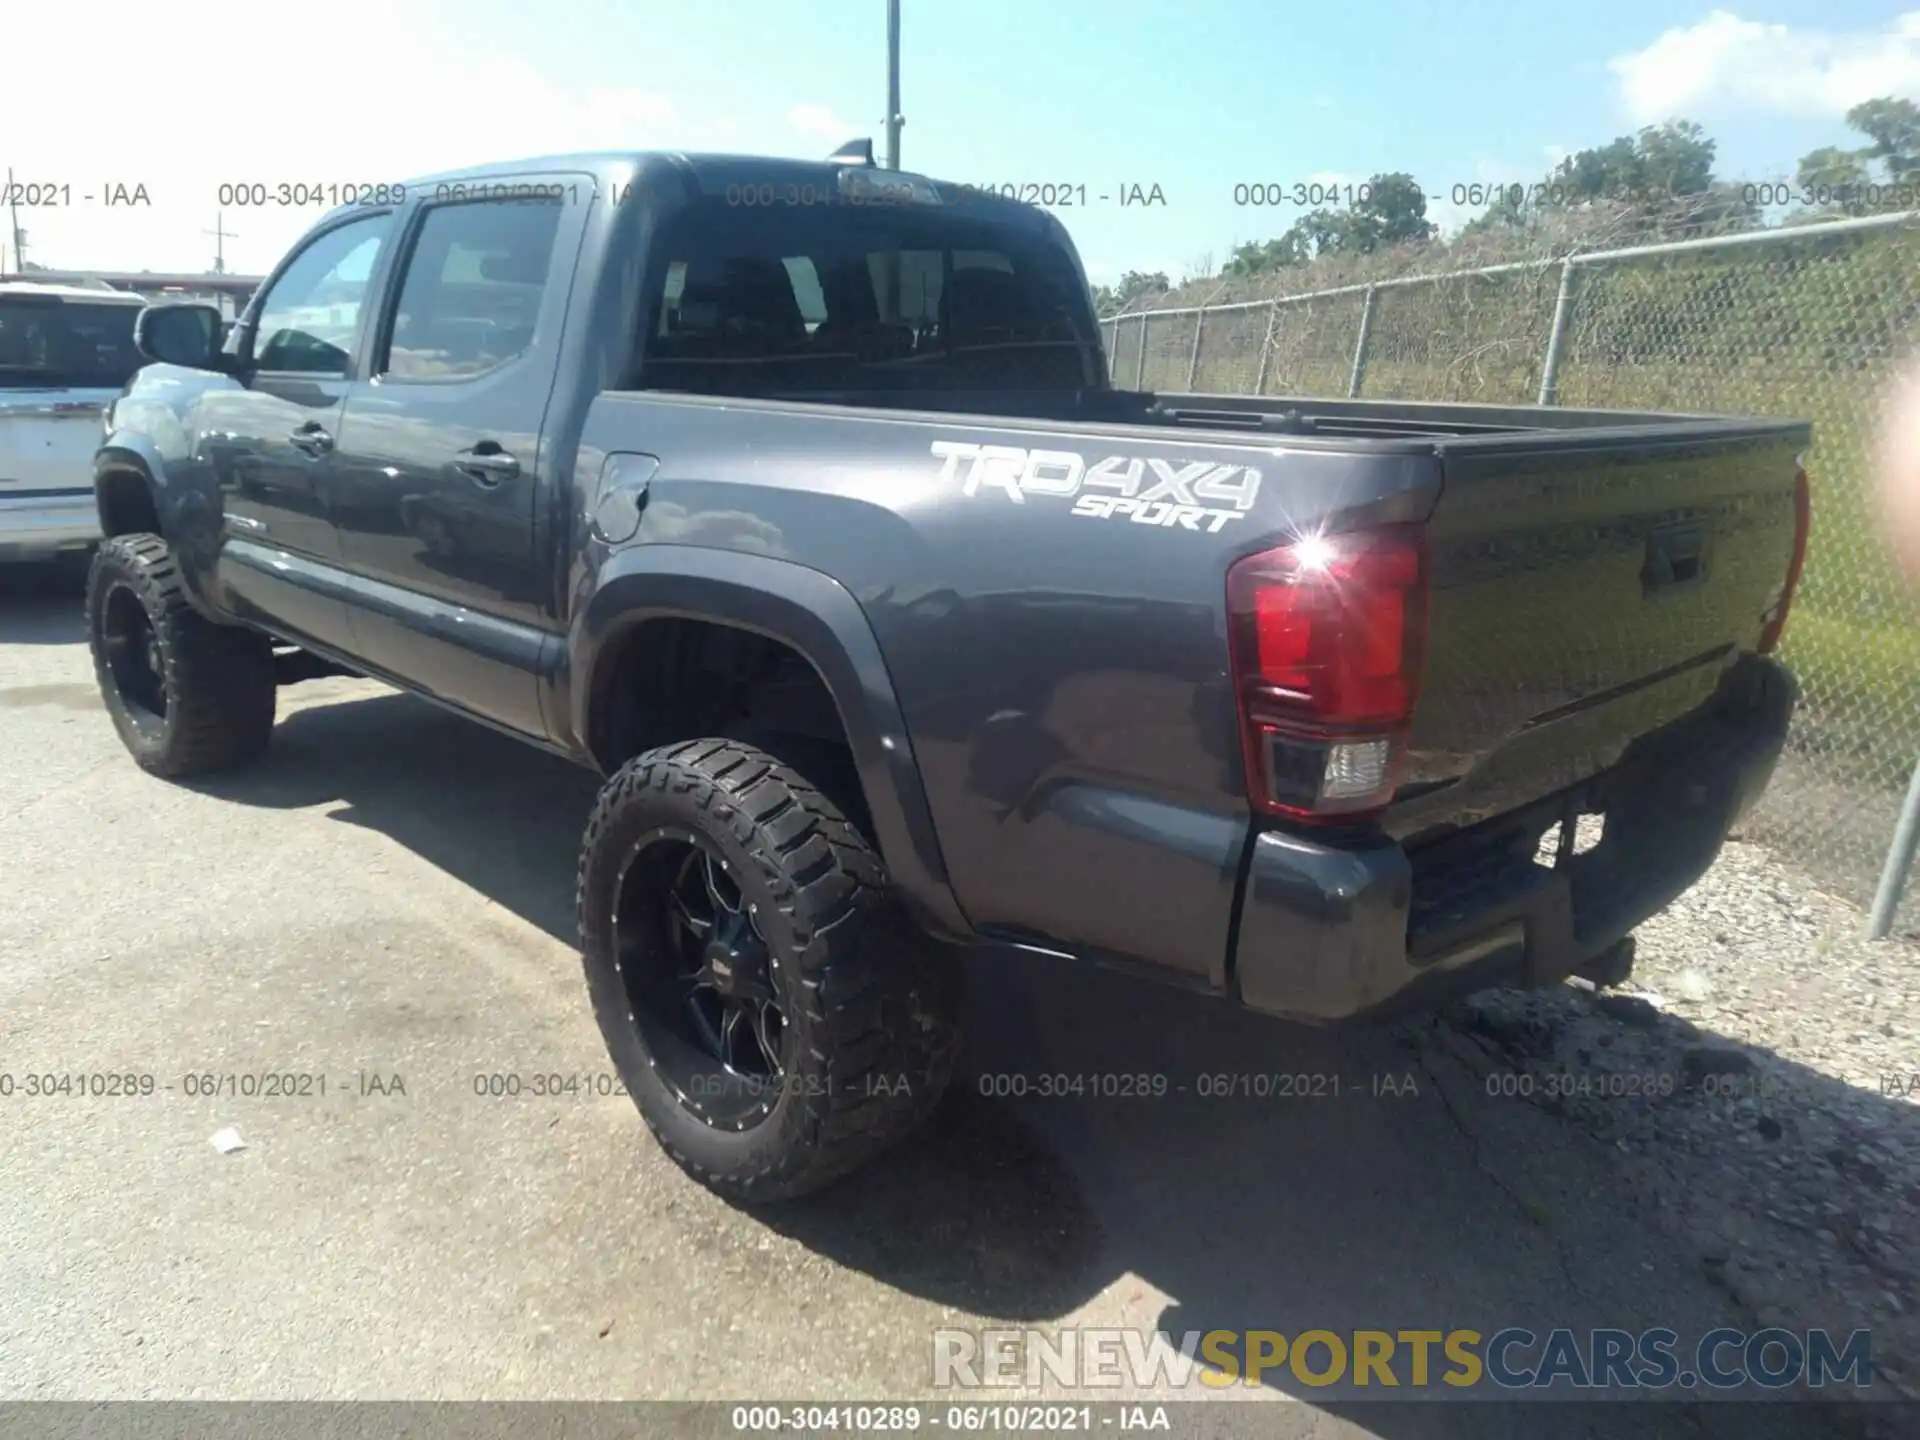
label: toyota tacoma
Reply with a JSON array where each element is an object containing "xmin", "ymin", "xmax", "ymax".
[{"xmin": 85, "ymin": 147, "xmax": 1810, "ymax": 1199}]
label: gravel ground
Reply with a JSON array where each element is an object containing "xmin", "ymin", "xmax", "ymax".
[
  {"xmin": 1743, "ymin": 750, "xmax": 1920, "ymax": 943},
  {"xmin": 1435, "ymin": 832, "xmax": 1920, "ymax": 1411},
  {"xmin": 1, "ymin": 561, "xmax": 1912, "ymax": 1434}
]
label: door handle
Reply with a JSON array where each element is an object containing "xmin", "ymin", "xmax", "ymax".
[
  {"xmin": 454, "ymin": 444, "xmax": 520, "ymax": 485},
  {"xmin": 289, "ymin": 423, "xmax": 334, "ymax": 456}
]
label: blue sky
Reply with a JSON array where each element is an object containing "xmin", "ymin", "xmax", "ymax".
[{"xmin": 8, "ymin": 2, "xmax": 1920, "ymax": 278}]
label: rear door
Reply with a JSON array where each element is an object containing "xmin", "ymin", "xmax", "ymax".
[{"xmin": 330, "ymin": 178, "xmax": 584, "ymax": 737}]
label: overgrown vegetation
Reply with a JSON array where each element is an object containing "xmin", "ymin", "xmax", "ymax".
[{"xmin": 1091, "ymin": 101, "xmax": 1920, "ymax": 317}]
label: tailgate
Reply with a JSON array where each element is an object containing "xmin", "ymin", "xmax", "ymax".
[
  {"xmin": 1392, "ymin": 422, "xmax": 1808, "ymax": 839},
  {"xmin": 0, "ymin": 390, "xmax": 116, "ymax": 493}
]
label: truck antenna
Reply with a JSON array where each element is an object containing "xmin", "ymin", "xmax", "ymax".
[{"xmin": 827, "ymin": 139, "xmax": 876, "ymax": 167}]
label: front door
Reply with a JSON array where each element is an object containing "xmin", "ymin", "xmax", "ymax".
[
  {"xmin": 204, "ymin": 209, "xmax": 398, "ymax": 655},
  {"xmin": 330, "ymin": 182, "xmax": 581, "ymax": 737}
]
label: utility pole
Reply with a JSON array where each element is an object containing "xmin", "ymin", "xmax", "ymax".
[
  {"xmin": 6, "ymin": 167, "xmax": 25, "ymax": 272},
  {"xmin": 203, "ymin": 210, "xmax": 237, "ymax": 274},
  {"xmin": 884, "ymin": 0, "xmax": 903, "ymax": 171}
]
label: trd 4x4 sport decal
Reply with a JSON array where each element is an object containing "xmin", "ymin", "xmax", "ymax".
[{"xmin": 931, "ymin": 441, "xmax": 1262, "ymax": 533}]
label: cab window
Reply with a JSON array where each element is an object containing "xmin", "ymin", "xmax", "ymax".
[
  {"xmin": 382, "ymin": 197, "xmax": 565, "ymax": 380},
  {"xmin": 250, "ymin": 213, "xmax": 395, "ymax": 374}
]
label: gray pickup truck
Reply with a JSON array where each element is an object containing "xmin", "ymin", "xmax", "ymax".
[{"xmin": 86, "ymin": 148, "xmax": 1809, "ymax": 1199}]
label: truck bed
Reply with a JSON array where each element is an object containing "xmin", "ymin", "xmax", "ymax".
[
  {"xmin": 727, "ymin": 383, "xmax": 1810, "ymax": 449},
  {"xmin": 1120, "ymin": 391, "xmax": 1810, "ymax": 443},
  {"xmin": 576, "ymin": 383, "xmax": 1808, "ymax": 992}
]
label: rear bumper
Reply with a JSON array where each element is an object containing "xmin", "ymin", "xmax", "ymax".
[
  {"xmin": 0, "ymin": 490, "xmax": 100, "ymax": 561},
  {"xmin": 1230, "ymin": 655, "xmax": 1797, "ymax": 1023}
]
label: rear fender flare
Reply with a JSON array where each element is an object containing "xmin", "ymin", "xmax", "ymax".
[{"xmin": 569, "ymin": 544, "xmax": 968, "ymax": 940}]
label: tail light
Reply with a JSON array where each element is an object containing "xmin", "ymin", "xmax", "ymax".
[
  {"xmin": 1758, "ymin": 464, "xmax": 1811, "ymax": 655},
  {"xmin": 1226, "ymin": 525, "xmax": 1429, "ymax": 823}
]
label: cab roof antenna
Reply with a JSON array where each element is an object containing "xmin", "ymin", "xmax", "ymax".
[{"xmin": 827, "ymin": 138, "xmax": 876, "ymax": 167}]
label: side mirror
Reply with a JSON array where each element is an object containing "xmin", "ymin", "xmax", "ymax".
[{"xmin": 134, "ymin": 303, "xmax": 226, "ymax": 369}]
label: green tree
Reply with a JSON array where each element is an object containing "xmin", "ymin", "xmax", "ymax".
[
  {"xmin": 1464, "ymin": 120, "xmax": 1752, "ymax": 239},
  {"xmin": 1552, "ymin": 135, "xmax": 1644, "ymax": 203},
  {"xmin": 1847, "ymin": 97, "xmax": 1920, "ymax": 180},
  {"xmin": 1625, "ymin": 120, "xmax": 1718, "ymax": 196},
  {"xmin": 1531, "ymin": 122, "xmax": 1716, "ymax": 205},
  {"xmin": 1113, "ymin": 269, "xmax": 1171, "ymax": 308},
  {"xmin": 1791, "ymin": 97, "xmax": 1920, "ymax": 216},
  {"xmin": 1795, "ymin": 145, "xmax": 1874, "ymax": 216},
  {"xmin": 1229, "ymin": 171, "xmax": 1436, "ymax": 273},
  {"xmin": 1355, "ymin": 172, "xmax": 1438, "ymax": 247},
  {"xmin": 1458, "ymin": 188, "xmax": 1529, "ymax": 237},
  {"xmin": 1223, "ymin": 233, "xmax": 1308, "ymax": 276}
]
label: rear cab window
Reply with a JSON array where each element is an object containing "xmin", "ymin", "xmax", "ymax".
[
  {"xmin": 0, "ymin": 297, "xmax": 143, "ymax": 390},
  {"xmin": 633, "ymin": 192, "xmax": 1101, "ymax": 397}
]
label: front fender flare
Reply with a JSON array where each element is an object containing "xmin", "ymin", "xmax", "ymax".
[
  {"xmin": 568, "ymin": 545, "xmax": 968, "ymax": 941},
  {"xmin": 94, "ymin": 440, "xmax": 223, "ymax": 617},
  {"xmin": 93, "ymin": 438, "xmax": 167, "ymax": 524}
]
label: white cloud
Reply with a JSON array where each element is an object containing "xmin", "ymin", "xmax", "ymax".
[
  {"xmin": 3, "ymin": 0, "xmax": 747, "ymax": 273},
  {"xmin": 1611, "ymin": 10, "xmax": 1920, "ymax": 124},
  {"xmin": 787, "ymin": 103, "xmax": 861, "ymax": 143}
]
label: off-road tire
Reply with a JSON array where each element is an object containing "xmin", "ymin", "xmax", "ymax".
[
  {"xmin": 86, "ymin": 533, "xmax": 277, "ymax": 777},
  {"xmin": 577, "ymin": 738, "xmax": 963, "ymax": 1202}
]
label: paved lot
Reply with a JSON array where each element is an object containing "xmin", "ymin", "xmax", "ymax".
[{"xmin": 0, "ymin": 570, "xmax": 1857, "ymax": 1437}]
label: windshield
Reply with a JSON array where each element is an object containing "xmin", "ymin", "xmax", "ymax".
[
  {"xmin": 0, "ymin": 299, "xmax": 143, "ymax": 389},
  {"xmin": 635, "ymin": 197, "xmax": 1102, "ymax": 396}
]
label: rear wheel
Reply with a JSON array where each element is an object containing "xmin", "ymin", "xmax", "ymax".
[
  {"xmin": 577, "ymin": 738, "xmax": 962, "ymax": 1201},
  {"xmin": 86, "ymin": 534, "xmax": 278, "ymax": 777}
]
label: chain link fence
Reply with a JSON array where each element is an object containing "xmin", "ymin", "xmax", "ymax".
[{"xmin": 1100, "ymin": 214, "xmax": 1920, "ymax": 931}]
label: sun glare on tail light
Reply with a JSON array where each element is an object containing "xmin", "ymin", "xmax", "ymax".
[
  {"xmin": 1290, "ymin": 532, "xmax": 1338, "ymax": 573},
  {"xmin": 1226, "ymin": 526, "xmax": 1429, "ymax": 822}
]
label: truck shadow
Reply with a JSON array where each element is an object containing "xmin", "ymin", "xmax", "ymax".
[
  {"xmin": 0, "ymin": 564, "xmax": 87, "ymax": 645},
  {"xmin": 199, "ymin": 687, "xmax": 1899, "ymax": 1434}
]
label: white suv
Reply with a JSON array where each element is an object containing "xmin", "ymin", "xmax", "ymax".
[{"xmin": 0, "ymin": 282, "xmax": 148, "ymax": 562}]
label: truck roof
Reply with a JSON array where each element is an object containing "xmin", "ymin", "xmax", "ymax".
[
  {"xmin": 401, "ymin": 150, "xmax": 886, "ymax": 185},
  {"xmin": 395, "ymin": 150, "xmax": 1040, "ymax": 221}
]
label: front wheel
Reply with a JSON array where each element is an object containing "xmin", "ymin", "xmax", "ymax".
[
  {"xmin": 86, "ymin": 534, "xmax": 277, "ymax": 777},
  {"xmin": 577, "ymin": 739, "xmax": 962, "ymax": 1201}
]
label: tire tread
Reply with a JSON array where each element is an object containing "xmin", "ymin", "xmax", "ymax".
[
  {"xmin": 576, "ymin": 739, "xmax": 960, "ymax": 1201},
  {"xmin": 87, "ymin": 534, "xmax": 276, "ymax": 777}
]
